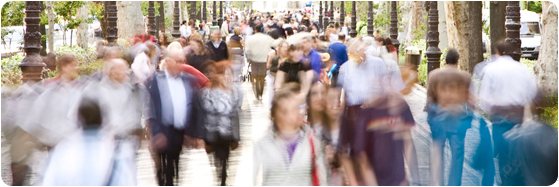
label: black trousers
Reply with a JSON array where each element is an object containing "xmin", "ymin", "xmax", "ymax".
[
  {"xmin": 209, "ymin": 140, "xmax": 232, "ymax": 186},
  {"xmin": 155, "ymin": 126, "xmax": 185, "ymax": 186},
  {"xmin": 157, "ymin": 152, "xmax": 181, "ymax": 186},
  {"xmin": 250, "ymin": 62, "xmax": 266, "ymax": 99}
]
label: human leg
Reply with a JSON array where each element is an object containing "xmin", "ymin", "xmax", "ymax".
[{"xmin": 447, "ymin": 132, "xmax": 466, "ymax": 186}]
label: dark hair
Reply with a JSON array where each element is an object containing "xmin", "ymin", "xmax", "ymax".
[
  {"xmin": 288, "ymin": 43, "xmax": 303, "ymax": 53},
  {"xmin": 57, "ymin": 54, "xmax": 76, "ymax": 71},
  {"xmin": 285, "ymin": 27, "xmax": 294, "ymax": 36},
  {"xmin": 268, "ymin": 28, "xmax": 281, "ymax": 39},
  {"xmin": 78, "ymin": 97, "xmax": 102, "ymax": 127},
  {"xmin": 384, "ymin": 37, "xmax": 394, "ymax": 52},
  {"xmin": 307, "ymin": 82, "xmax": 332, "ymax": 131},
  {"xmin": 254, "ymin": 24, "xmax": 263, "ymax": 33},
  {"xmin": 446, "ymin": 48, "xmax": 460, "ymax": 65},
  {"xmin": 182, "ymin": 20, "xmax": 187, "ymax": 25},
  {"xmin": 338, "ymin": 33, "xmax": 346, "ymax": 41},
  {"xmin": 494, "ymin": 39, "xmax": 507, "ymax": 56}
]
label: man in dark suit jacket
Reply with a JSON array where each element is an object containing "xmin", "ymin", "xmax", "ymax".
[{"xmin": 146, "ymin": 48, "xmax": 204, "ymax": 186}]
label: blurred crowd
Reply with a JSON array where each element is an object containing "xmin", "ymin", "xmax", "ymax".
[{"xmin": 1, "ymin": 7, "xmax": 557, "ymax": 187}]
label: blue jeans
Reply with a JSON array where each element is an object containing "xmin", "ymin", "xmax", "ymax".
[
  {"xmin": 490, "ymin": 115, "xmax": 522, "ymax": 186},
  {"xmin": 427, "ymin": 104, "xmax": 473, "ymax": 186}
]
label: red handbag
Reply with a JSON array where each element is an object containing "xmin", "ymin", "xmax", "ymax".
[{"xmin": 308, "ymin": 131, "xmax": 320, "ymax": 186}]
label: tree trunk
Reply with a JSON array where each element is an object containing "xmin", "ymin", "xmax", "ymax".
[
  {"xmin": 47, "ymin": 1, "xmax": 54, "ymax": 53},
  {"xmin": 404, "ymin": 1, "xmax": 426, "ymax": 48},
  {"xmin": 165, "ymin": 1, "xmax": 174, "ymax": 33},
  {"xmin": 117, "ymin": 1, "xmax": 144, "ymax": 40},
  {"xmin": 534, "ymin": 2, "xmax": 558, "ymax": 97},
  {"xmin": 490, "ymin": 1, "xmax": 507, "ymax": 55},
  {"xmin": 76, "ymin": 3, "xmax": 89, "ymax": 49},
  {"xmin": 400, "ymin": 1, "xmax": 412, "ymax": 44},
  {"xmin": 98, "ymin": 2, "xmax": 108, "ymax": 39},
  {"xmin": 444, "ymin": 1, "xmax": 483, "ymax": 73},
  {"xmin": 438, "ymin": 2, "xmax": 448, "ymax": 51}
]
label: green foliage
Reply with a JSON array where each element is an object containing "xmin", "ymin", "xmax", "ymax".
[
  {"xmin": 1, "ymin": 53, "xmax": 24, "ymax": 88},
  {"xmin": 520, "ymin": 58, "xmax": 536, "ymax": 75},
  {"xmin": 356, "ymin": 21, "xmax": 368, "ymax": 36},
  {"xmin": 373, "ymin": 2, "xmax": 390, "ymax": 33},
  {"xmin": 538, "ymin": 95, "xmax": 558, "ymax": 129},
  {"xmin": 141, "ymin": 2, "xmax": 160, "ymax": 16},
  {"xmin": 1, "ymin": 28, "xmax": 16, "ymax": 49},
  {"xmin": 53, "ymin": 1, "xmax": 87, "ymax": 30},
  {"xmin": 1, "ymin": 1, "xmax": 26, "ymax": 26},
  {"xmin": 482, "ymin": 19, "xmax": 490, "ymax": 38},
  {"xmin": 89, "ymin": 2, "xmax": 104, "ymax": 22},
  {"xmin": 53, "ymin": 45, "xmax": 100, "ymax": 76},
  {"xmin": 410, "ymin": 39, "xmax": 448, "ymax": 87},
  {"xmin": 521, "ymin": 1, "xmax": 543, "ymax": 13}
]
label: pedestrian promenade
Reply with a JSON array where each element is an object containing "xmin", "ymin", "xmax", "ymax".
[{"xmin": 1, "ymin": 82, "xmax": 490, "ymax": 186}]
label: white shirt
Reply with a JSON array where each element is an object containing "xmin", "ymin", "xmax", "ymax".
[
  {"xmin": 131, "ymin": 52, "xmax": 152, "ymax": 83},
  {"xmin": 479, "ymin": 55, "xmax": 537, "ymax": 112},
  {"xmin": 165, "ymin": 71, "xmax": 188, "ymax": 129},
  {"xmin": 245, "ymin": 33, "xmax": 274, "ymax": 63}
]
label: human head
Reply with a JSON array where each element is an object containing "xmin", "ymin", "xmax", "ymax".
[
  {"xmin": 182, "ymin": 20, "xmax": 187, "ymax": 25},
  {"xmin": 301, "ymin": 36, "xmax": 314, "ymax": 53},
  {"xmin": 104, "ymin": 46, "xmax": 122, "ymax": 61},
  {"xmin": 338, "ymin": 33, "xmax": 346, "ymax": 42},
  {"xmin": 285, "ymin": 27, "xmax": 294, "ymax": 36},
  {"xmin": 164, "ymin": 49, "xmax": 186, "ymax": 76},
  {"xmin": 189, "ymin": 39, "xmax": 205, "ymax": 54},
  {"xmin": 57, "ymin": 54, "xmax": 78, "ymax": 80},
  {"xmin": 211, "ymin": 29, "xmax": 221, "ymax": 41},
  {"xmin": 288, "ymin": 44, "xmax": 304, "ymax": 62},
  {"xmin": 188, "ymin": 20, "xmax": 194, "ymax": 26},
  {"xmin": 493, "ymin": 39, "xmax": 506, "ymax": 56},
  {"xmin": 105, "ymin": 59, "xmax": 130, "ymax": 84},
  {"xmin": 309, "ymin": 81, "xmax": 328, "ymax": 117},
  {"xmin": 78, "ymin": 97, "xmax": 102, "ymax": 127},
  {"xmin": 268, "ymin": 28, "xmax": 281, "ymax": 39},
  {"xmin": 326, "ymin": 88, "xmax": 343, "ymax": 122},
  {"xmin": 445, "ymin": 48, "xmax": 459, "ymax": 65},
  {"xmin": 234, "ymin": 27, "xmax": 242, "ymax": 35},
  {"xmin": 374, "ymin": 29, "xmax": 381, "ymax": 37},
  {"xmin": 188, "ymin": 32, "xmax": 202, "ymax": 43},
  {"xmin": 277, "ymin": 40, "xmax": 289, "ymax": 56},
  {"xmin": 254, "ymin": 24, "xmax": 263, "ymax": 33},
  {"xmin": 375, "ymin": 36, "xmax": 384, "ymax": 46},
  {"xmin": 271, "ymin": 83, "xmax": 304, "ymax": 131},
  {"xmin": 206, "ymin": 60, "xmax": 232, "ymax": 88}
]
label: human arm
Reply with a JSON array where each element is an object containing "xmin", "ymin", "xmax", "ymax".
[
  {"xmin": 274, "ymin": 70, "xmax": 286, "ymax": 91},
  {"xmin": 266, "ymin": 50, "xmax": 276, "ymax": 70}
]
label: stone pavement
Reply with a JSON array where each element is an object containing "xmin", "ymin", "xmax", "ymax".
[{"xmin": 1, "ymin": 81, "xmax": 491, "ymax": 186}]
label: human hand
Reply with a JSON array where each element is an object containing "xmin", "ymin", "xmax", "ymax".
[
  {"xmin": 152, "ymin": 133, "xmax": 167, "ymax": 152},
  {"xmin": 231, "ymin": 141, "xmax": 239, "ymax": 150}
]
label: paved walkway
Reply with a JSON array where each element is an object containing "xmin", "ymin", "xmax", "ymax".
[{"xmin": 1, "ymin": 82, "xmax": 491, "ymax": 186}]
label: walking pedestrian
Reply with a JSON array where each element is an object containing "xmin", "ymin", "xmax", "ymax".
[
  {"xmin": 245, "ymin": 23, "xmax": 274, "ymax": 100},
  {"xmin": 478, "ymin": 40, "xmax": 537, "ymax": 186},
  {"xmin": 253, "ymin": 83, "xmax": 327, "ymax": 185},
  {"xmin": 145, "ymin": 50, "xmax": 204, "ymax": 186},
  {"xmin": 186, "ymin": 39, "xmax": 212, "ymax": 73},
  {"xmin": 425, "ymin": 49, "xmax": 473, "ymax": 186},
  {"xmin": 274, "ymin": 44, "xmax": 314, "ymax": 96},
  {"xmin": 200, "ymin": 60, "xmax": 242, "ymax": 186},
  {"xmin": 327, "ymin": 33, "xmax": 348, "ymax": 87},
  {"xmin": 266, "ymin": 40, "xmax": 289, "ymax": 108},
  {"xmin": 207, "ymin": 30, "xmax": 229, "ymax": 63}
]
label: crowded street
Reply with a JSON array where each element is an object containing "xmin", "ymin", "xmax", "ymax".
[{"xmin": 1, "ymin": 1, "xmax": 558, "ymax": 186}]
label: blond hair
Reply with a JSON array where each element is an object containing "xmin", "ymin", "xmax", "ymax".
[{"xmin": 233, "ymin": 27, "xmax": 242, "ymax": 35}]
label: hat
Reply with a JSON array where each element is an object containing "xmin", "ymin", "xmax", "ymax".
[{"xmin": 320, "ymin": 53, "xmax": 330, "ymax": 62}]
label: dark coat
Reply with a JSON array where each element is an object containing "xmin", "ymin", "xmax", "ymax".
[{"xmin": 146, "ymin": 71, "xmax": 205, "ymax": 154}]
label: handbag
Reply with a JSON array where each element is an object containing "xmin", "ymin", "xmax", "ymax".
[{"xmin": 308, "ymin": 130, "xmax": 320, "ymax": 186}]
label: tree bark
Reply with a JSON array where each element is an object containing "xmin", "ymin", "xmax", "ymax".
[
  {"xmin": 47, "ymin": 1, "xmax": 54, "ymax": 52},
  {"xmin": 444, "ymin": 1, "xmax": 483, "ymax": 73},
  {"xmin": 404, "ymin": 1, "xmax": 426, "ymax": 48},
  {"xmin": 76, "ymin": 3, "xmax": 89, "ymax": 49},
  {"xmin": 117, "ymin": 1, "xmax": 144, "ymax": 40},
  {"xmin": 535, "ymin": 2, "xmax": 558, "ymax": 97},
  {"xmin": 490, "ymin": 1, "xmax": 507, "ymax": 54},
  {"xmin": 165, "ymin": 1, "xmax": 174, "ymax": 32}
]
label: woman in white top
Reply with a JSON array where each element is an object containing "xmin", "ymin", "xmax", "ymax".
[
  {"xmin": 131, "ymin": 43, "xmax": 156, "ymax": 84},
  {"xmin": 253, "ymin": 83, "xmax": 328, "ymax": 186}
]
